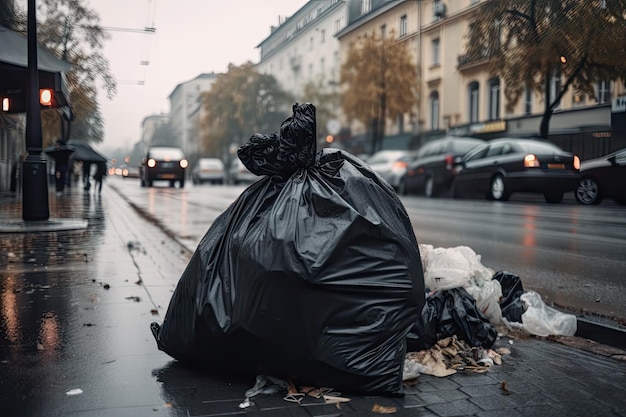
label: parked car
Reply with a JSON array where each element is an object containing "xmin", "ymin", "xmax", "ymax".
[
  {"xmin": 140, "ymin": 146, "xmax": 188, "ymax": 188},
  {"xmin": 229, "ymin": 158, "xmax": 258, "ymax": 184},
  {"xmin": 366, "ymin": 150, "xmax": 417, "ymax": 190},
  {"xmin": 451, "ymin": 138, "xmax": 581, "ymax": 203},
  {"xmin": 398, "ymin": 136, "xmax": 486, "ymax": 197},
  {"xmin": 191, "ymin": 157, "xmax": 225, "ymax": 185},
  {"xmin": 575, "ymin": 148, "xmax": 626, "ymax": 205}
]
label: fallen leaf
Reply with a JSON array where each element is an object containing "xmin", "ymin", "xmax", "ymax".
[
  {"xmin": 323, "ymin": 394, "xmax": 351, "ymax": 404},
  {"xmin": 501, "ymin": 381, "xmax": 510, "ymax": 395},
  {"xmin": 372, "ymin": 403, "xmax": 397, "ymax": 414}
]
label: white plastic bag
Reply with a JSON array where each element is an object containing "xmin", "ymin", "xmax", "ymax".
[
  {"xmin": 520, "ymin": 291, "xmax": 577, "ymax": 337},
  {"xmin": 420, "ymin": 244, "xmax": 493, "ymax": 291},
  {"xmin": 464, "ymin": 278, "xmax": 503, "ymax": 325}
]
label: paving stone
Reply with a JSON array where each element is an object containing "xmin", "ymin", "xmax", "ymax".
[
  {"xmin": 426, "ymin": 398, "xmax": 483, "ymax": 416},
  {"xmin": 469, "ymin": 393, "xmax": 516, "ymax": 411}
]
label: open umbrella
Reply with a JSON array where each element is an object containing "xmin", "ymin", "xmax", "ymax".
[
  {"xmin": 66, "ymin": 141, "xmax": 108, "ymax": 163},
  {"xmin": 44, "ymin": 142, "xmax": 74, "ymax": 161}
]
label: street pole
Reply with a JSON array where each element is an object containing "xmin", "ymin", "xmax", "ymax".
[{"xmin": 22, "ymin": 0, "xmax": 49, "ymax": 221}]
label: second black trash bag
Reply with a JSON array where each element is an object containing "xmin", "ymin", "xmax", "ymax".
[{"xmin": 151, "ymin": 103, "xmax": 426, "ymax": 395}]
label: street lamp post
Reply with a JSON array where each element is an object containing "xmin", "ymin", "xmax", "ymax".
[{"xmin": 22, "ymin": 0, "xmax": 49, "ymax": 221}]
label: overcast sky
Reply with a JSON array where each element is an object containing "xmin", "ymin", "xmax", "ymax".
[{"xmin": 87, "ymin": 0, "xmax": 308, "ymax": 152}]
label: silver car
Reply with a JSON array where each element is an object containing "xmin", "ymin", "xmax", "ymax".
[
  {"xmin": 366, "ymin": 150, "xmax": 417, "ymax": 190},
  {"xmin": 191, "ymin": 158, "xmax": 225, "ymax": 185}
]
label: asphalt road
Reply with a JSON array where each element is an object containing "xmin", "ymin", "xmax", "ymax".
[{"xmin": 109, "ymin": 176, "xmax": 626, "ymax": 326}]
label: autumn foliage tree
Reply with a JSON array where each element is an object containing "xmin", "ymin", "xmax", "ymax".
[
  {"xmin": 465, "ymin": 0, "xmax": 626, "ymax": 138},
  {"xmin": 15, "ymin": 0, "xmax": 116, "ymax": 146},
  {"xmin": 300, "ymin": 77, "xmax": 340, "ymax": 146},
  {"xmin": 199, "ymin": 62, "xmax": 292, "ymax": 165},
  {"xmin": 340, "ymin": 32, "xmax": 419, "ymax": 153}
]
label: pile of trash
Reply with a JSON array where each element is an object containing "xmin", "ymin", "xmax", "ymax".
[
  {"xmin": 150, "ymin": 103, "xmax": 577, "ymax": 398},
  {"xmin": 408, "ymin": 244, "xmax": 577, "ymax": 354}
]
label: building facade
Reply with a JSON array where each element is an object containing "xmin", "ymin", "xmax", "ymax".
[
  {"xmin": 260, "ymin": 0, "xmax": 625, "ymax": 160},
  {"xmin": 167, "ymin": 73, "xmax": 216, "ymax": 159},
  {"xmin": 255, "ymin": 0, "xmax": 346, "ymax": 143},
  {"xmin": 140, "ymin": 113, "xmax": 169, "ymax": 151}
]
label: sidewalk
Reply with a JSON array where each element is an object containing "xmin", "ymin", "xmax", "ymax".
[{"xmin": 1, "ymin": 185, "xmax": 625, "ymax": 417}]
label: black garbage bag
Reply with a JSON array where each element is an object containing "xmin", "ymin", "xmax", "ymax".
[
  {"xmin": 493, "ymin": 270, "xmax": 526, "ymax": 323},
  {"xmin": 151, "ymin": 103, "xmax": 425, "ymax": 395},
  {"xmin": 406, "ymin": 287, "xmax": 497, "ymax": 352}
]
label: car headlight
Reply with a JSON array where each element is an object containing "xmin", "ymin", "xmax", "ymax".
[
  {"xmin": 180, "ymin": 159, "xmax": 189, "ymax": 169},
  {"xmin": 147, "ymin": 159, "xmax": 156, "ymax": 168}
]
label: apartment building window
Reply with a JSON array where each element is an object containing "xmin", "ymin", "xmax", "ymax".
[
  {"xmin": 433, "ymin": 0, "xmax": 443, "ymax": 20},
  {"xmin": 321, "ymin": 29, "xmax": 326, "ymax": 43},
  {"xmin": 432, "ymin": 38, "xmax": 440, "ymax": 66},
  {"xmin": 470, "ymin": 0, "xmax": 480, "ymax": 4},
  {"xmin": 430, "ymin": 91, "xmax": 440, "ymax": 131},
  {"xmin": 362, "ymin": 0, "xmax": 372, "ymax": 15},
  {"xmin": 334, "ymin": 18, "xmax": 343, "ymax": 34},
  {"xmin": 400, "ymin": 15, "xmax": 408, "ymax": 37},
  {"xmin": 488, "ymin": 77, "xmax": 500, "ymax": 120},
  {"xmin": 380, "ymin": 24, "xmax": 386, "ymax": 37},
  {"xmin": 524, "ymin": 87, "xmax": 533, "ymax": 115},
  {"xmin": 469, "ymin": 81, "xmax": 479, "ymax": 123},
  {"xmin": 596, "ymin": 80, "xmax": 611, "ymax": 103}
]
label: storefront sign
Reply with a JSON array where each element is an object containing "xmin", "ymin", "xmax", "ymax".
[{"xmin": 469, "ymin": 120, "xmax": 507, "ymax": 134}]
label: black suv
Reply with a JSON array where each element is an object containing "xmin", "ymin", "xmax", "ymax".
[
  {"xmin": 140, "ymin": 146, "xmax": 188, "ymax": 188},
  {"xmin": 398, "ymin": 136, "xmax": 485, "ymax": 197}
]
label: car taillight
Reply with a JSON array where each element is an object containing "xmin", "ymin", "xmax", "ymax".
[
  {"xmin": 573, "ymin": 155, "xmax": 580, "ymax": 170},
  {"xmin": 392, "ymin": 161, "xmax": 408, "ymax": 171},
  {"xmin": 180, "ymin": 159, "xmax": 189, "ymax": 169},
  {"xmin": 147, "ymin": 158, "xmax": 156, "ymax": 168},
  {"xmin": 444, "ymin": 155, "xmax": 454, "ymax": 170},
  {"xmin": 524, "ymin": 154, "xmax": 540, "ymax": 168}
]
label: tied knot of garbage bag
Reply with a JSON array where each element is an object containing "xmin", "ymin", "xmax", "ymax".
[{"xmin": 238, "ymin": 103, "xmax": 316, "ymax": 178}]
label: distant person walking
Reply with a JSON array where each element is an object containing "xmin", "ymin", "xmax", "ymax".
[
  {"xmin": 83, "ymin": 161, "xmax": 92, "ymax": 191},
  {"xmin": 51, "ymin": 140, "xmax": 72, "ymax": 196},
  {"xmin": 93, "ymin": 161, "xmax": 107, "ymax": 193}
]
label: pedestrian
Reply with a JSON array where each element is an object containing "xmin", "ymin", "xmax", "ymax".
[
  {"xmin": 93, "ymin": 161, "xmax": 107, "ymax": 193},
  {"xmin": 83, "ymin": 161, "xmax": 92, "ymax": 191},
  {"xmin": 52, "ymin": 139, "xmax": 71, "ymax": 195}
]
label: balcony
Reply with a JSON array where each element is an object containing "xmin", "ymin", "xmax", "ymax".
[{"xmin": 457, "ymin": 47, "xmax": 496, "ymax": 71}]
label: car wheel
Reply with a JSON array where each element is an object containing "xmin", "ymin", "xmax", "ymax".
[
  {"xmin": 575, "ymin": 178, "xmax": 601, "ymax": 205},
  {"xmin": 424, "ymin": 176, "xmax": 436, "ymax": 198},
  {"xmin": 489, "ymin": 175, "xmax": 509, "ymax": 201},
  {"xmin": 544, "ymin": 191, "xmax": 564, "ymax": 204},
  {"xmin": 147, "ymin": 180, "xmax": 153, "ymax": 187},
  {"xmin": 140, "ymin": 178, "xmax": 145, "ymax": 187},
  {"xmin": 179, "ymin": 179, "xmax": 185, "ymax": 188}
]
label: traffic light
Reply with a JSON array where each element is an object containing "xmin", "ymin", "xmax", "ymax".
[
  {"xmin": 0, "ymin": 89, "xmax": 55, "ymax": 112},
  {"xmin": 40, "ymin": 89, "xmax": 53, "ymax": 106}
]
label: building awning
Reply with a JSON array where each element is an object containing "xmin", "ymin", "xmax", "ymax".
[{"xmin": 0, "ymin": 24, "xmax": 72, "ymax": 113}]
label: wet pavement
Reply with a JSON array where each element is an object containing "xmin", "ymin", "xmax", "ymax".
[{"xmin": 1, "ymin": 181, "xmax": 626, "ymax": 417}]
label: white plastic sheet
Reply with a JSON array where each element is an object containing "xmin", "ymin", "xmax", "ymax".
[{"xmin": 519, "ymin": 291, "xmax": 577, "ymax": 337}]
